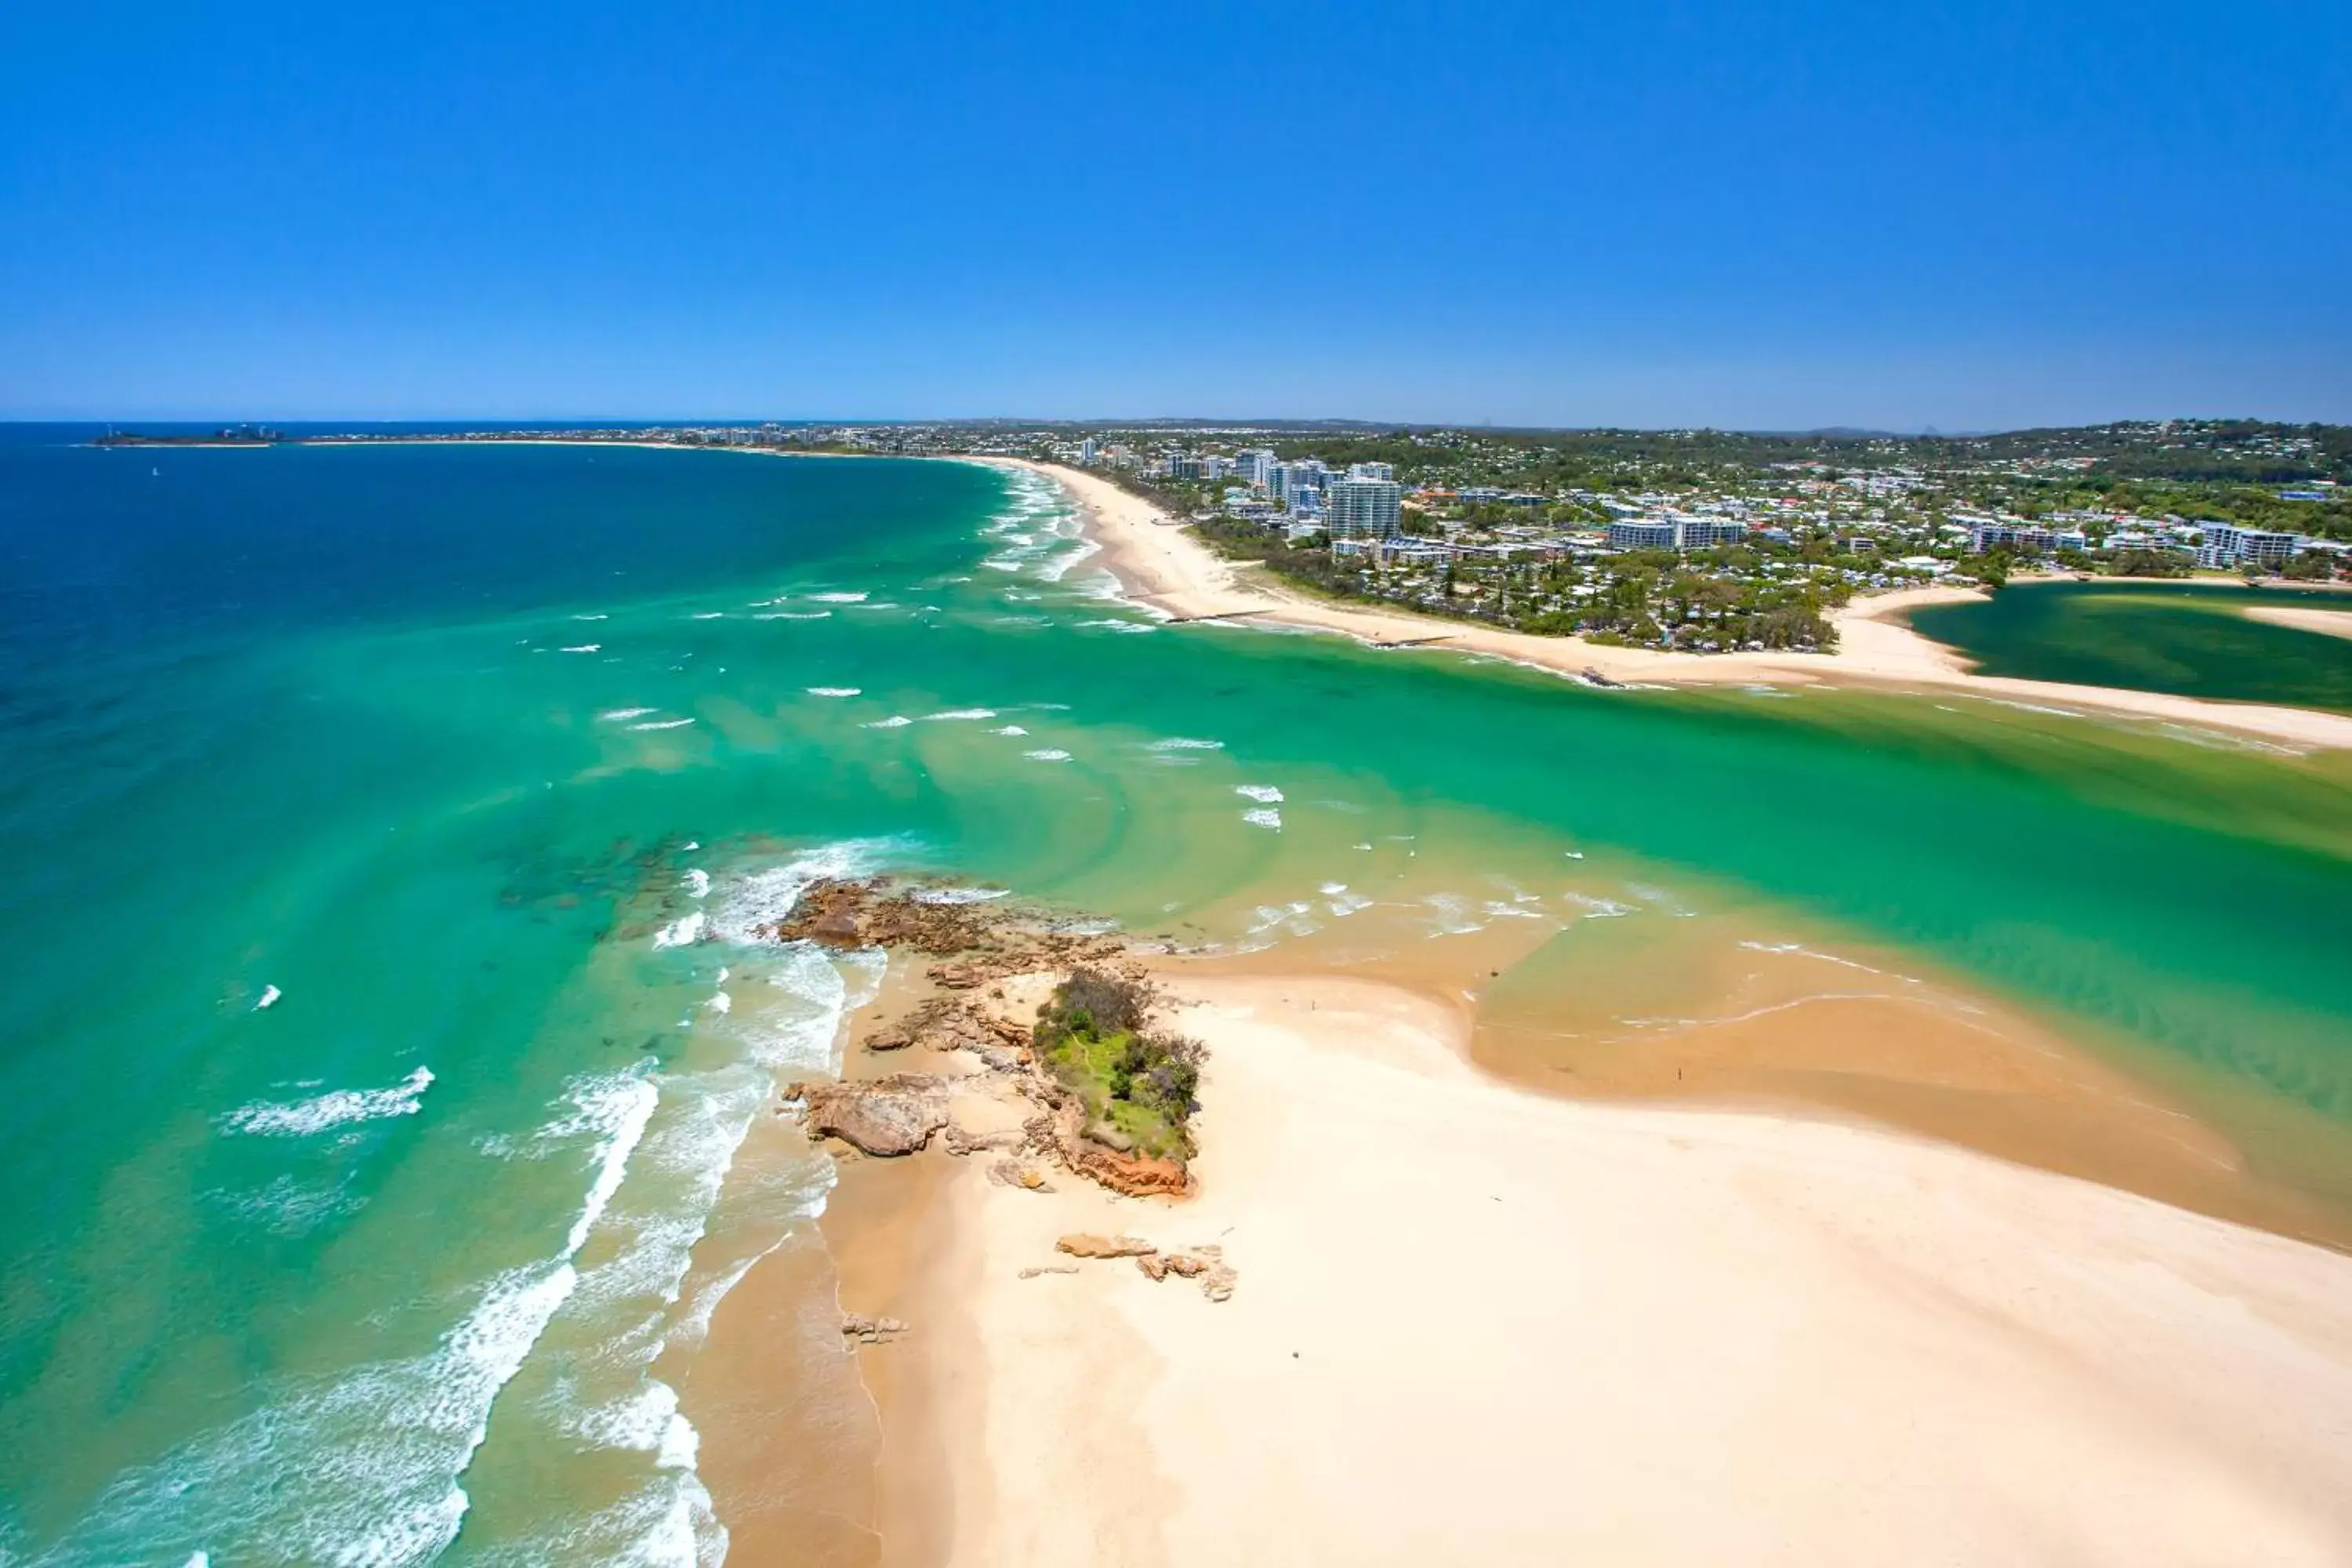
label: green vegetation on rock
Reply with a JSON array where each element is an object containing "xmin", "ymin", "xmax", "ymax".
[{"xmin": 1033, "ymin": 969, "xmax": 1206, "ymax": 1161}]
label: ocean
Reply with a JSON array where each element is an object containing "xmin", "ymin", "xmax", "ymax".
[{"xmin": 2, "ymin": 431, "xmax": 2349, "ymax": 1563}]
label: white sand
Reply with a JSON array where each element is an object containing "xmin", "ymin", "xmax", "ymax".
[
  {"xmin": 938, "ymin": 973, "xmax": 2352, "ymax": 1566},
  {"xmin": 2247, "ymin": 604, "xmax": 2352, "ymax": 642},
  {"xmin": 988, "ymin": 459, "xmax": 2352, "ymax": 750}
]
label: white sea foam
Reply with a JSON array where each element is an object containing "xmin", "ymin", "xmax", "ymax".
[
  {"xmin": 106, "ymin": 848, "xmax": 916, "ymax": 1566},
  {"xmin": 1420, "ymin": 893, "xmax": 1489, "ymax": 936},
  {"xmin": 807, "ymin": 591, "xmax": 869, "ymax": 603},
  {"xmin": 599, "ymin": 707, "xmax": 656, "ymax": 723},
  {"xmin": 1244, "ymin": 900, "xmax": 1321, "ymax": 940},
  {"xmin": 253, "ymin": 984, "xmax": 282, "ymax": 1011},
  {"xmin": 575, "ymin": 613, "xmax": 608, "ymax": 622},
  {"xmin": 705, "ymin": 991, "xmax": 731, "ymax": 1014},
  {"xmin": 1075, "ymin": 617, "xmax": 1156, "ymax": 633},
  {"xmin": 222, "ymin": 1173, "xmax": 367, "ymax": 1237},
  {"xmin": 652, "ymin": 912, "xmax": 706, "ymax": 949},
  {"xmin": 1036, "ymin": 536, "xmax": 1102, "ymax": 584},
  {"xmin": 1149, "ymin": 737, "xmax": 1224, "ymax": 752},
  {"xmin": 223, "ymin": 1066, "xmax": 435, "ymax": 1138},
  {"xmin": 668, "ymin": 1238, "xmax": 786, "ymax": 1353},
  {"xmin": 991, "ymin": 724, "xmax": 1029, "ymax": 736},
  {"xmin": 920, "ymin": 707, "xmax": 998, "ymax": 721},
  {"xmin": 1236, "ymin": 784, "xmax": 1285, "ymax": 804},
  {"xmin": 1737, "ymin": 938, "xmax": 1905, "ymax": 980},
  {"xmin": 73, "ymin": 1067, "xmax": 662, "ymax": 1566},
  {"xmin": 1242, "ymin": 808, "xmax": 1283, "ymax": 829},
  {"xmin": 753, "ymin": 610, "xmax": 830, "ymax": 620},
  {"xmin": 630, "ymin": 718, "xmax": 696, "ymax": 731},
  {"xmin": 912, "ymin": 885, "xmax": 1009, "ymax": 905},
  {"xmin": 805, "ymin": 686, "xmax": 861, "ymax": 697},
  {"xmin": 690, "ymin": 612, "xmax": 726, "ymax": 620},
  {"xmin": 862, "ymin": 715, "xmax": 913, "ymax": 728},
  {"xmin": 560, "ymin": 644, "xmax": 603, "ymax": 654},
  {"xmin": 681, "ymin": 869, "xmax": 710, "ymax": 900},
  {"xmin": 706, "ymin": 839, "xmax": 913, "ymax": 947},
  {"xmin": 1628, "ymin": 883, "xmax": 1697, "ymax": 917},
  {"xmin": 1024, "ymin": 748, "xmax": 1073, "ymax": 762}
]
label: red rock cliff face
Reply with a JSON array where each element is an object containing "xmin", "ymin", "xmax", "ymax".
[{"xmin": 1065, "ymin": 1142, "xmax": 1192, "ymax": 1198}]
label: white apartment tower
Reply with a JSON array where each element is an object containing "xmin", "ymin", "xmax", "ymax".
[{"xmin": 1327, "ymin": 477, "xmax": 1403, "ymax": 539}]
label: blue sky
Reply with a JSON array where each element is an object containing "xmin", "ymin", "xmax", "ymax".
[{"xmin": 3, "ymin": 1, "xmax": 2346, "ymax": 428}]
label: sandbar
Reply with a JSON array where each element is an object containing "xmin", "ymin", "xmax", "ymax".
[
  {"xmin": 900, "ymin": 970, "xmax": 2352, "ymax": 1566},
  {"xmin": 2247, "ymin": 604, "xmax": 2352, "ymax": 641}
]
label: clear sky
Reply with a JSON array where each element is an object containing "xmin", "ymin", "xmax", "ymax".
[{"xmin": 4, "ymin": 1, "xmax": 2346, "ymax": 429}]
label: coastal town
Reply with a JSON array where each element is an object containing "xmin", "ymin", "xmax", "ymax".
[{"xmin": 232, "ymin": 416, "xmax": 2352, "ymax": 654}]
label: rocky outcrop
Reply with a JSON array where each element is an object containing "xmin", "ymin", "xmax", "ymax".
[
  {"xmin": 771, "ymin": 877, "xmax": 1194, "ymax": 1199},
  {"xmin": 866, "ymin": 996, "xmax": 1030, "ymax": 1068},
  {"xmin": 1139, "ymin": 1245, "xmax": 1236, "ymax": 1301},
  {"xmin": 943, "ymin": 1125, "xmax": 1027, "ymax": 1157},
  {"xmin": 987, "ymin": 1157, "xmax": 1053, "ymax": 1190},
  {"xmin": 1056, "ymin": 1232, "xmax": 1159, "ymax": 1259},
  {"xmin": 840, "ymin": 1312, "xmax": 908, "ymax": 1345},
  {"xmin": 760, "ymin": 879, "xmax": 1127, "ymax": 979},
  {"xmin": 788, "ymin": 1075, "xmax": 949, "ymax": 1156},
  {"xmin": 1082, "ymin": 1120, "xmax": 1135, "ymax": 1153},
  {"xmin": 1065, "ymin": 1142, "xmax": 1191, "ymax": 1198},
  {"xmin": 1051, "ymin": 1236, "xmax": 1237, "ymax": 1301}
]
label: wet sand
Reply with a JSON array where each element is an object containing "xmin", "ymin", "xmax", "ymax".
[
  {"xmin": 994, "ymin": 457, "xmax": 2352, "ymax": 750},
  {"xmin": 1178, "ymin": 902, "xmax": 2352, "ymax": 1253}
]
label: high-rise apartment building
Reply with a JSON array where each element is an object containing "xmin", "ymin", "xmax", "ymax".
[{"xmin": 1327, "ymin": 477, "xmax": 1403, "ymax": 539}]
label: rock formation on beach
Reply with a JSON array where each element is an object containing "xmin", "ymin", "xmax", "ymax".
[
  {"xmin": 788, "ymin": 1075, "xmax": 950, "ymax": 1157},
  {"xmin": 775, "ymin": 878, "xmax": 1200, "ymax": 1199}
]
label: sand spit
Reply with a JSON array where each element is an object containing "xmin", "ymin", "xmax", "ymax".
[
  {"xmin": 986, "ymin": 457, "xmax": 2352, "ymax": 750},
  {"xmin": 757, "ymin": 880, "xmax": 2352, "ymax": 1566},
  {"xmin": 2247, "ymin": 604, "xmax": 2352, "ymax": 641},
  {"xmin": 916, "ymin": 971, "xmax": 2352, "ymax": 1566}
]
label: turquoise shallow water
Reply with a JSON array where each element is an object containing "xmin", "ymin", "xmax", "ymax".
[
  {"xmin": 1908, "ymin": 579, "xmax": 2352, "ymax": 712},
  {"xmin": 2, "ymin": 435, "xmax": 2350, "ymax": 1563}
]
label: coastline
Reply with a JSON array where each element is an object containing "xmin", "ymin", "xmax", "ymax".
[
  {"xmin": 990, "ymin": 456, "xmax": 2352, "ymax": 750},
  {"xmin": 877, "ymin": 968, "xmax": 2352, "ymax": 1565}
]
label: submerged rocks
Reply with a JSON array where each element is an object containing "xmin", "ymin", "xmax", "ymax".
[{"xmin": 788, "ymin": 1075, "xmax": 950, "ymax": 1157}]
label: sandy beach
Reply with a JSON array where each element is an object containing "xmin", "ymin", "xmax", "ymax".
[
  {"xmin": 985, "ymin": 458, "xmax": 2352, "ymax": 750},
  {"xmin": 854, "ymin": 971, "xmax": 2352, "ymax": 1566}
]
